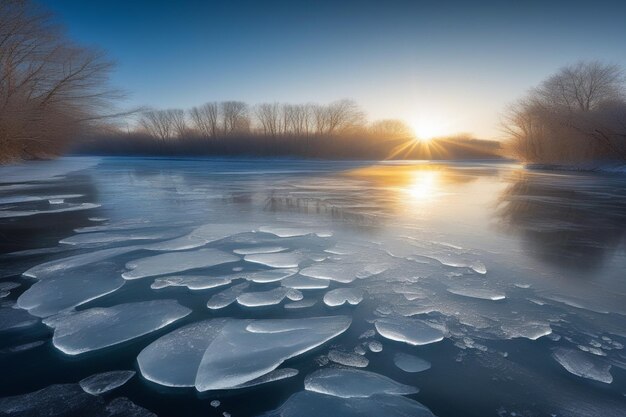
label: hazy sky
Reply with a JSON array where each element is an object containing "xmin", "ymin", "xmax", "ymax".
[{"xmin": 47, "ymin": 0, "xmax": 626, "ymax": 139}]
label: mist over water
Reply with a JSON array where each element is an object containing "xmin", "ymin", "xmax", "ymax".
[{"xmin": 1, "ymin": 157, "xmax": 625, "ymax": 417}]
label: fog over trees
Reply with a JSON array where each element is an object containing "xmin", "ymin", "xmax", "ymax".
[
  {"xmin": 0, "ymin": 0, "xmax": 121, "ymax": 162},
  {"xmin": 503, "ymin": 61, "xmax": 626, "ymax": 164}
]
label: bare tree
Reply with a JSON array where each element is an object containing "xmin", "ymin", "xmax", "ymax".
[
  {"xmin": 502, "ymin": 61, "xmax": 626, "ymax": 163},
  {"xmin": 221, "ymin": 101, "xmax": 249, "ymax": 135},
  {"xmin": 0, "ymin": 0, "xmax": 122, "ymax": 161},
  {"xmin": 255, "ymin": 102, "xmax": 280, "ymax": 137},
  {"xmin": 189, "ymin": 102, "xmax": 220, "ymax": 138},
  {"xmin": 369, "ymin": 119, "xmax": 413, "ymax": 139}
]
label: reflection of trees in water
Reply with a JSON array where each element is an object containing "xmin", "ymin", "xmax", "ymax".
[{"xmin": 497, "ymin": 171, "xmax": 626, "ymax": 270}]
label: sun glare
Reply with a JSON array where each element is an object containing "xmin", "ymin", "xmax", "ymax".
[{"xmin": 409, "ymin": 115, "xmax": 450, "ymax": 141}]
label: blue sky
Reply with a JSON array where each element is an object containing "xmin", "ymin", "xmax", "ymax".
[{"xmin": 46, "ymin": 0, "xmax": 626, "ymax": 138}]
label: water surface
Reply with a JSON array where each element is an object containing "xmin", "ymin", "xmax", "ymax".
[{"xmin": 1, "ymin": 157, "xmax": 625, "ymax": 416}]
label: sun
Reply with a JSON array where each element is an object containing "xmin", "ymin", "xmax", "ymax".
[{"xmin": 408, "ymin": 115, "xmax": 450, "ymax": 141}]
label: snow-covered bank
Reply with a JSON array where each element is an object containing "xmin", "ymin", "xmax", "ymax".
[{"xmin": 526, "ymin": 161, "xmax": 626, "ymax": 174}]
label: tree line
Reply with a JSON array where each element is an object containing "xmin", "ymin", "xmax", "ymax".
[{"xmin": 137, "ymin": 99, "xmax": 369, "ymax": 141}]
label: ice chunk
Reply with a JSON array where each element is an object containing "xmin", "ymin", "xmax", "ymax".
[
  {"xmin": 375, "ymin": 317, "xmax": 444, "ymax": 346},
  {"xmin": 284, "ymin": 299, "xmax": 317, "ymax": 309},
  {"xmin": 282, "ymin": 275, "xmax": 330, "ymax": 289},
  {"xmin": 17, "ymin": 263, "xmax": 125, "ymax": 318},
  {"xmin": 300, "ymin": 261, "xmax": 388, "ymax": 283},
  {"xmin": 447, "ymin": 287, "xmax": 505, "ymax": 301},
  {"xmin": 393, "ymin": 353, "xmax": 431, "ymax": 373},
  {"xmin": 328, "ymin": 349, "xmax": 369, "ymax": 368},
  {"xmin": 233, "ymin": 368, "xmax": 299, "ymax": 389},
  {"xmin": 142, "ymin": 234, "xmax": 209, "ymax": 251},
  {"xmin": 244, "ymin": 251, "xmax": 306, "ymax": 268},
  {"xmin": 207, "ymin": 283, "xmax": 250, "ymax": 309},
  {"xmin": 552, "ymin": 347, "xmax": 613, "ymax": 384},
  {"xmin": 123, "ymin": 248, "xmax": 239, "ymax": 279},
  {"xmin": 195, "ymin": 316, "xmax": 350, "ymax": 391},
  {"xmin": 79, "ymin": 370, "xmax": 136, "ymax": 395},
  {"xmin": 233, "ymin": 246, "xmax": 288, "ymax": 255},
  {"xmin": 138, "ymin": 319, "xmax": 230, "ymax": 387},
  {"xmin": 237, "ymin": 287, "xmax": 303, "ymax": 307},
  {"xmin": 368, "ymin": 341, "xmax": 383, "ymax": 352},
  {"xmin": 139, "ymin": 316, "xmax": 351, "ymax": 391},
  {"xmin": 259, "ymin": 391, "xmax": 436, "ymax": 417},
  {"xmin": 259, "ymin": 226, "xmax": 331, "ymax": 238},
  {"xmin": 323, "ymin": 288, "xmax": 364, "ymax": 307},
  {"xmin": 151, "ymin": 275, "xmax": 233, "ymax": 291},
  {"xmin": 304, "ymin": 368, "xmax": 417, "ymax": 398},
  {"xmin": 501, "ymin": 322, "xmax": 552, "ymax": 340},
  {"xmin": 0, "ymin": 383, "xmax": 156, "ymax": 417},
  {"xmin": 44, "ymin": 300, "xmax": 191, "ymax": 355},
  {"xmin": 243, "ymin": 268, "xmax": 298, "ymax": 283}
]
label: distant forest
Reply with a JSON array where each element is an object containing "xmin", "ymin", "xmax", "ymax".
[{"xmin": 74, "ymin": 101, "xmax": 502, "ymax": 160}]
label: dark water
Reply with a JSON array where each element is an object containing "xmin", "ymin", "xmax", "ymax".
[{"xmin": 0, "ymin": 157, "xmax": 625, "ymax": 417}]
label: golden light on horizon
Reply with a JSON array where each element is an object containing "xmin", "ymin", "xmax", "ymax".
[{"xmin": 408, "ymin": 114, "xmax": 451, "ymax": 141}]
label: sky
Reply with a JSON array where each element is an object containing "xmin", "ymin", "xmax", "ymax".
[{"xmin": 46, "ymin": 0, "xmax": 626, "ymax": 139}]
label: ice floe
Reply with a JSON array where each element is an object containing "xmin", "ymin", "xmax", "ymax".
[
  {"xmin": 327, "ymin": 350, "xmax": 369, "ymax": 368},
  {"xmin": 138, "ymin": 316, "xmax": 351, "ymax": 391},
  {"xmin": 447, "ymin": 287, "xmax": 506, "ymax": 301},
  {"xmin": 207, "ymin": 283, "xmax": 250, "ymax": 309},
  {"xmin": 244, "ymin": 251, "xmax": 307, "ymax": 268},
  {"xmin": 375, "ymin": 317, "xmax": 444, "ymax": 346},
  {"xmin": 300, "ymin": 261, "xmax": 388, "ymax": 283},
  {"xmin": 552, "ymin": 347, "xmax": 613, "ymax": 384},
  {"xmin": 304, "ymin": 368, "xmax": 417, "ymax": 398},
  {"xmin": 151, "ymin": 275, "xmax": 233, "ymax": 291},
  {"xmin": 281, "ymin": 275, "xmax": 330, "ymax": 289},
  {"xmin": 237, "ymin": 287, "xmax": 303, "ymax": 307},
  {"xmin": 44, "ymin": 300, "xmax": 191, "ymax": 355},
  {"xmin": 79, "ymin": 370, "xmax": 136, "ymax": 395},
  {"xmin": 393, "ymin": 353, "xmax": 431, "ymax": 373},
  {"xmin": 17, "ymin": 262, "xmax": 125, "ymax": 317},
  {"xmin": 323, "ymin": 288, "xmax": 364, "ymax": 307},
  {"xmin": 243, "ymin": 268, "xmax": 298, "ymax": 283},
  {"xmin": 123, "ymin": 248, "xmax": 239, "ymax": 279},
  {"xmin": 233, "ymin": 246, "xmax": 288, "ymax": 255}
]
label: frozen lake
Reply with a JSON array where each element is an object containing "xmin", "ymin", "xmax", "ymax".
[{"xmin": 0, "ymin": 157, "xmax": 625, "ymax": 416}]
